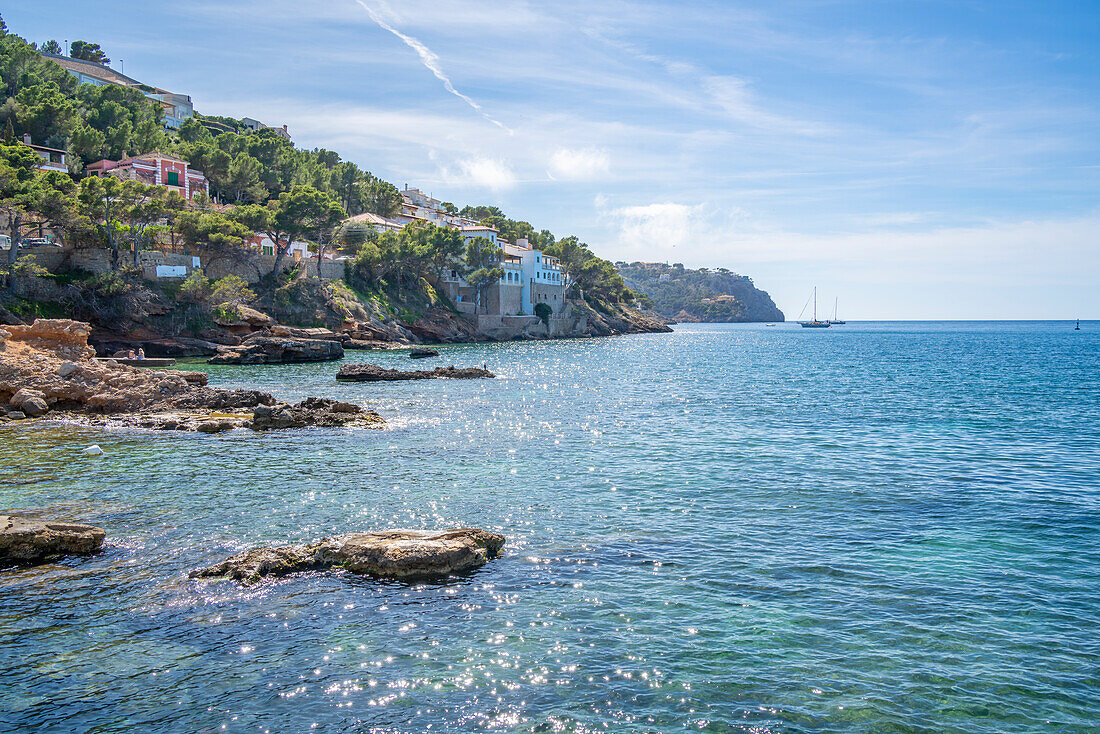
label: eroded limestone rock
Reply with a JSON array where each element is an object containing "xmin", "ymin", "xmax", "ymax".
[
  {"xmin": 0, "ymin": 319, "xmax": 384, "ymax": 433},
  {"xmin": 207, "ymin": 336, "xmax": 344, "ymax": 365},
  {"xmin": 0, "ymin": 515, "xmax": 106, "ymax": 565},
  {"xmin": 190, "ymin": 528, "xmax": 505, "ymax": 584}
]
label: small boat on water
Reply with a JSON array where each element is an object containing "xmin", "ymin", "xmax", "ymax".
[
  {"xmin": 828, "ymin": 297, "xmax": 845, "ymax": 325},
  {"xmin": 799, "ymin": 287, "xmax": 831, "ymax": 328},
  {"xmin": 97, "ymin": 357, "xmax": 177, "ymax": 368},
  {"xmin": 765, "ymin": 323, "xmax": 776, "ymax": 327},
  {"xmin": 1076, "ymin": 319, "xmax": 1081, "ymax": 330}
]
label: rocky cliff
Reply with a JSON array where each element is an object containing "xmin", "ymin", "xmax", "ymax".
[{"xmin": 618, "ymin": 262, "xmax": 784, "ymax": 323}]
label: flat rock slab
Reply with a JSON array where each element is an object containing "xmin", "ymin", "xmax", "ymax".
[
  {"xmin": 1, "ymin": 515, "xmax": 106, "ymax": 565},
  {"xmin": 208, "ymin": 337, "xmax": 344, "ymax": 365},
  {"xmin": 191, "ymin": 528, "xmax": 505, "ymax": 584},
  {"xmin": 336, "ymin": 364, "xmax": 494, "ymax": 382},
  {"xmin": 409, "ymin": 348, "xmax": 440, "ymax": 359}
]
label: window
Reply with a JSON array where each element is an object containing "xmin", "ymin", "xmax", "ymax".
[{"xmin": 166, "ymin": 170, "xmax": 180, "ymax": 186}]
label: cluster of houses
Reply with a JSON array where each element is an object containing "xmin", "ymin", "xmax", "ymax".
[
  {"xmin": 15, "ymin": 53, "xmax": 568, "ymax": 320},
  {"xmin": 339, "ymin": 186, "xmax": 568, "ymax": 318}
]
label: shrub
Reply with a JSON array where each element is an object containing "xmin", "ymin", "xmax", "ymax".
[
  {"xmin": 210, "ymin": 275, "xmax": 255, "ymax": 307},
  {"xmin": 178, "ymin": 272, "xmax": 255, "ymax": 309},
  {"xmin": 534, "ymin": 301, "xmax": 552, "ymax": 326}
]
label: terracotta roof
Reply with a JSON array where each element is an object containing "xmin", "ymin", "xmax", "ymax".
[{"xmin": 346, "ymin": 212, "xmax": 401, "ymax": 227}]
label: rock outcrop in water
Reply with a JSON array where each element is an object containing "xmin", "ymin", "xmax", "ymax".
[
  {"xmin": 191, "ymin": 528, "xmax": 506, "ymax": 584},
  {"xmin": 207, "ymin": 335, "xmax": 344, "ymax": 365},
  {"xmin": 0, "ymin": 319, "xmax": 383, "ymax": 432},
  {"xmin": 0, "ymin": 515, "xmax": 106, "ymax": 565},
  {"xmin": 336, "ymin": 364, "xmax": 495, "ymax": 382}
]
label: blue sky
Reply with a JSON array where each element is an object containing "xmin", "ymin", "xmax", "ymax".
[{"xmin": 11, "ymin": 1, "xmax": 1100, "ymax": 318}]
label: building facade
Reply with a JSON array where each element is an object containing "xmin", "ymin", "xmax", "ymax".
[
  {"xmin": 440, "ymin": 230, "xmax": 567, "ymax": 317},
  {"xmin": 245, "ymin": 234, "xmax": 311, "ymax": 261},
  {"xmin": 41, "ymin": 53, "xmax": 194, "ymax": 129},
  {"xmin": 86, "ymin": 152, "xmax": 209, "ymax": 200},
  {"xmin": 20, "ymin": 134, "xmax": 67, "ymax": 173}
]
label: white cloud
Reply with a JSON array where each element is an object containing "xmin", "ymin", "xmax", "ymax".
[
  {"xmin": 548, "ymin": 148, "xmax": 611, "ymax": 180},
  {"xmin": 702, "ymin": 76, "xmax": 830, "ymax": 136},
  {"xmin": 442, "ymin": 158, "xmax": 517, "ymax": 191},
  {"xmin": 352, "ymin": 0, "xmax": 512, "ymax": 133},
  {"xmin": 607, "ymin": 202, "xmax": 707, "ymax": 258}
]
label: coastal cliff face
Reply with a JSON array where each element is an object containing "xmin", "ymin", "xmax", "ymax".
[
  {"xmin": 617, "ymin": 262, "xmax": 784, "ymax": 323},
  {"xmin": 5, "ymin": 269, "xmax": 668, "ymax": 355}
]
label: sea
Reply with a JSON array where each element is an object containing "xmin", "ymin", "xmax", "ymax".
[{"xmin": 1, "ymin": 321, "xmax": 1098, "ymax": 733}]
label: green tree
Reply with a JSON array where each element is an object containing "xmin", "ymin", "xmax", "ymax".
[
  {"xmin": 0, "ymin": 143, "xmax": 41, "ymax": 285},
  {"xmin": 233, "ymin": 185, "xmax": 343, "ymax": 274},
  {"xmin": 70, "ymin": 40, "xmax": 110, "ymax": 65},
  {"xmin": 26, "ymin": 170, "xmax": 79, "ymax": 241},
  {"xmin": 329, "ymin": 160, "xmax": 362, "ymax": 213},
  {"xmin": 534, "ymin": 301, "xmax": 552, "ymax": 326},
  {"xmin": 223, "ymin": 153, "xmax": 267, "ymax": 203},
  {"xmin": 463, "ymin": 235, "xmax": 503, "ymax": 314},
  {"xmin": 39, "ymin": 39, "xmax": 62, "ymax": 55},
  {"xmin": 78, "ymin": 175, "xmax": 125, "ymax": 268},
  {"xmin": 119, "ymin": 181, "xmax": 177, "ymax": 267},
  {"xmin": 358, "ymin": 177, "xmax": 401, "ymax": 217},
  {"xmin": 177, "ymin": 117, "xmax": 212, "ymax": 145},
  {"xmin": 174, "ymin": 207, "xmax": 253, "ymax": 272}
]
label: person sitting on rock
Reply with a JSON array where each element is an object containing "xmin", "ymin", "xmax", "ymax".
[
  {"xmin": 136, "ymin": 348, "xmax": 145, "ymax": 360},
  {"xmin": 127, "ymin": 349, "xmax": 136, "ymax": 359}
]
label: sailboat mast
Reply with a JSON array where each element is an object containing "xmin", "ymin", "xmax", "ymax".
[
  {"xmin": 834, "ymin": 297, "xmax": 838, "ymax": 321},
  {"xmin": 813, "ymin": 287, "xmax": 817, "ymax": 321}
]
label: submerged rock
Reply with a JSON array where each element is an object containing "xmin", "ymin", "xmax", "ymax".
[
  {"xmin": 207, "ymin": 336, "xmax": 344, "ymax": 365},
  {"xmin": 335, "ymin": 364, "xmax": 494, "ymax": 382},
  {"xmin": 191, "ymin": 528, "xmax": 505, "ymax": 584},
  {"xmin": 0, "ymin": 515, "xmax": 106, "ymax": 565}
]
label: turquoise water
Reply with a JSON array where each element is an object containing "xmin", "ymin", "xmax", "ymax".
[{"xmin": 1, "ymin": 321, "xmax": 1098, "ymax": 733}]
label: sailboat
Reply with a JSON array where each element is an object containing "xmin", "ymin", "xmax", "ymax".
[
  {"xmin": 800, "ymin": 287, "xmax": 831, "ymax": 328},
  {"xmin": 829, "ymin": 297, "xmax": 846, "ymax": 325}
]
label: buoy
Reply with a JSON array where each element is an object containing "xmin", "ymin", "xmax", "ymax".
[{"xmin": 83, "ymin": 445, "xmax": 104, "ymax": 456}]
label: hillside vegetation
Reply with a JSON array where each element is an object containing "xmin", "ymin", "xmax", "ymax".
[
  {"xmin": 0, "ymin": 20, "xmax": 659, "ymax": 339},
  {"xmin": 617, "ymin": 262, "xmax": 784, "ymax": 323}
]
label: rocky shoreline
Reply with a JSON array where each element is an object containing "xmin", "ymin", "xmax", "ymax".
[
  {"xmin": 78, "ymin": 298, "xmax": 671, "ymax": 361},
  {"xmin": 0, "ymin": 319, "xmax": 383, "ymax": 432}
]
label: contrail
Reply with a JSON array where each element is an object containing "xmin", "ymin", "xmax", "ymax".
[{"xmin": 354, "ymin": 0, "xmax": 512, "ymax": 133}]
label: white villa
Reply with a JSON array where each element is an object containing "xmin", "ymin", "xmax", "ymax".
[{"xmin": 342, "ymin": 184, "xmax": 570, "ymax": 321}]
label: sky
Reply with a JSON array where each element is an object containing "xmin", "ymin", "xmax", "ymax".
[{"xmin": 10, "ymin": 0, "xmax": 1100, "ymax": 319}]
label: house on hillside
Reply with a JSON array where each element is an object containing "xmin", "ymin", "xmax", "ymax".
[
  {"xmin": 440, "ymin": 225, "xmax": 567, "ymax": 317},
  {"xmin": 86, "ymin": 152, "xmax": 208, "ymax": 199},
  {"xmin": 344, "ymin": 211, "xmax": 403, "ymax": 234},
  {"xmin": 244, "ymin": 234, "xmax": 312, "ymax": 261},
  {"xmin": 40, "ymin": 53, "xmax": 194, "ymax": 129},
  {"xmin": 19, "ymin": 134, "xmax": 67, "ymax": 173},
  {"xmin": 240, "ymin": 118, "xmax": 292, "ymax": 141},
  {"xmin": 397, "ymin": 186, "xmax": 478, "ymax": 228}
]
